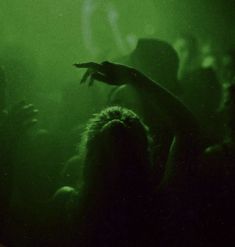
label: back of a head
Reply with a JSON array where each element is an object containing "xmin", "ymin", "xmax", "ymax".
[
  {"xmin": 61, "ymin": 108, "xmax": 155, "ymax": 247},
  {"xmin": 129, "ymin": 38, "xmax": 180, "ymax": 93},
  {"xmin": 80, "ymin": 106, "xmax": 151, "ymax": 194}
]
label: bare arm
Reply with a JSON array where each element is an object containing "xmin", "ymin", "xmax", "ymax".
[{"xmin": 74, "ymin": 61, "xmax": 201, "ymax": 187}]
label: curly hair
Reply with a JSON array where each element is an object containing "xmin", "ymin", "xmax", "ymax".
[{"xmin": 78, "ymin": 106, "xmax": 152, "ymax": 192}]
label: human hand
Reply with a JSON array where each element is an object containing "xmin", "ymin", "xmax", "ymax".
[
  {"xmin": 74, "ymin": 61, "xmax": 138, "ymax": 86},
  {"xmin": 0, "ymin": 101, "xmax": 38, "ymax": 140}
]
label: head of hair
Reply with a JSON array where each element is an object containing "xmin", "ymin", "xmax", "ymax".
[{"xmin": 79, "ymin": 106, "xmax": 152, "ymax": 195}]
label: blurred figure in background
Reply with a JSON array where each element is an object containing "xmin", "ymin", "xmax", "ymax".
[
  {"xmin": 220, "ymin": 48, "xmax": 235, "ymax": 87},
  {"xmin": 173, "ymin": 33, "xmax": 200, "ymax": 79},
  {"xmin": 174, "ymin": 33, "xmax": 222, "ymax": 144},
  {"xmin": 0, "ymin": 66, "xmax": 6, "ymax": 112}
]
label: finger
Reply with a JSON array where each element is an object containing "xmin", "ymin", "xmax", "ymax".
[
  {"xmin": 22, "ymin": 108, "xmax": 39, "ymax": 118},
  {"xmin": 11, "ymin": 105, "xmax": 38, "ymax": 125},
  {"xmin": 22, "ymin": 104, "xmax": 35, "ymax": 111},
  {"xmin": 80, "ymin": 69, "xmax": 91, "ymax": 84},
  {"xmin": 88, "ymin": 73, "xmax": 95, "ymax": 86},
  {"xmin": 19, "ymin": 104, "xmax": 38, "ymax": 117},
  {"xmin": 24, "ymin": 118, "xmax": 38, "ymax": 126},
  {"xmin": 74, "ymin": 62, "xmax": 102, "ymax": 71}
]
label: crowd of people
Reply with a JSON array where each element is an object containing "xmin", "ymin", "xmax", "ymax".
[{"xmin": 0, "ymin": 34, "xmax": 235, "ymax": 246}]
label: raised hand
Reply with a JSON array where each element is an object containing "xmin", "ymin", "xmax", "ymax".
[
  {"xmin": 0, "ymin": 101, "xmax": 38, "ymax": 141},
  {"xmin": 74, "ymin": 61, "xmax": 138, "ymax": 86}
]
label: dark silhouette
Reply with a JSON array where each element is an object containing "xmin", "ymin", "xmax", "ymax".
[{"xmin": 42, "ymin": 61, "xmax": 201, "ymax": 246}]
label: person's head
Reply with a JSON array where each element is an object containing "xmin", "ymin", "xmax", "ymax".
[
  {"xmin": 129, "ymin": 38, "xmax": 180, "ymax": 93},
  {"xmin": 79, "ymin": 106, "xmax": 151, "ymax": 194},
  {"xmin": 173, "ymin": 33, "xmax": 200, "ymax": 77},
  {"xmin": 174, "ymin": 33, "xmax": 198, "ymax": 59}
]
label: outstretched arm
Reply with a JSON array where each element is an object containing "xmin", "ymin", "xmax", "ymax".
[{"xmin": 74, "ymin": 61, "xmax": 201, "ymax": 187}]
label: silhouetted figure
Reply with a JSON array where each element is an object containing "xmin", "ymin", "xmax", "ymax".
[
  {"xmin": 45, "ymin": 61, "xmax": 200, "ymax": 247},
  {"xmin": 191, "ymin": 82, "xmax": 235, "ymax": 246},
  {"xmin": 180, "ymin": 67, "xmax": 222, "ymax": 144},
  {"xmin": 173, "ymin": 33, "xmax": 200, "ymax": 79},
  {"xmin": 0, "ymin": 102, "xmax": 38, "ymax": 245}
]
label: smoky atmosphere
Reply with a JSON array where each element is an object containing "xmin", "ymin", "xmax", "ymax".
[{"xmin": 0, "ymin": 0, "xmax": 235, "ymax": 246}]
